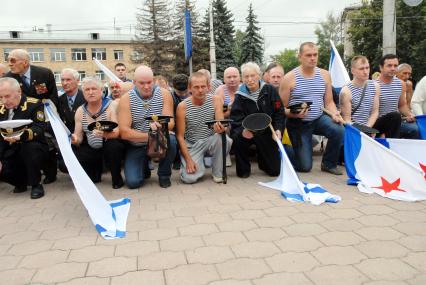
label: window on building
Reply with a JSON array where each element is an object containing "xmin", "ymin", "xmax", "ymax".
[
  {"xmin": 91, "ymin": 33, "xmax": 99, "ymax": 40},
  {"xmin": 78, "ymin": 71, "xmax": 86, "ymax": 81},
  {"xmin": 3, "ymin": 48, "xmax": 14, "ymax": 61},
  {"xmin": 53, "ymin": 72, "xmax": 61, "ymax": 84},
  {"xmin": 71, "ymin": 48, "xmax": 87, "ymax": 61},
  {"xmin": 9, "ymin": 31, "xmax": 20, "ymax": 39},
  {"xmin": 96, "ymin": 70, "xmax": 105, "ymax": 81},
  {"xmin": 28, "ymin": 48, "xmax": 44, "ymax": 62},
  {"xmin": 50, "ymin": 48, "xmax": 66, "ymax": 62},
  {"xmin": 92, "ymin": 48, "xmax": 106, "ymax": 60},
  {"xmin": 114, "ymin": 50, "xmax": 124, "ymax": 61}
]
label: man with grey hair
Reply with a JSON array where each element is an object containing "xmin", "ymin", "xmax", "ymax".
[
  {"xmin": 230, "ymin": 62, "xmax": 285, "ymax": 178},
  {"xmin": 0, "ymin": 77, "xmax": 48, "ymax": 199},
  {"xmin": 118, "ymin": 65, "xmax": 177, "ymax": 188},
  {"xmin": 397, "ymin": 63, "xmax": 413, "ymax": 108},
  {"xmin": 58, "ymin": 68, "xmax": 85, "ymax": 133},
  {"xmin": 0, "ymin": 63, "xmax": 9, "ymax": 77},
  {"xmin": 5, "ymin": 49, "xmax": 59, "ymax": 184}
]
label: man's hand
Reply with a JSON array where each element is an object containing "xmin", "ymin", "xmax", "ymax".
[
  {"xmin": 331, "ymin": 111, "xmax": 345, "ymax": 124},
  {"xmin": 213, "ymin": 122, "xmax": 225, "ymax": 134},
  {"xmin": 71, "ymin": 134, "xmax": 78, "ymax": 144},
  {"xmin": 275, "ymin": 130, "xmax": 282, "ymax": 140},
  {"xmin": 242, "ymin": 128, "xmax": 254, "ymax": 139},
  {"xmin": 185, "ymin": 158, "xmax": 197, "ymax": 174},
  {"xmin": 293, "ymin": 108, "xmax": 308, "ymax": 119},
  {"xmin": 4, "ymin": 136, "xmax": 20, "ymax": 144},
  {"xmin": 92, "ymin": 129, "xmax": 105, "ymax": 138},
  {"xmin": 405, "ymin": 113, "xmax": 416, "ymax": 123},
  {"xmin": 150, "ymin": 121, "xmax": 162, "ymax": 131}
]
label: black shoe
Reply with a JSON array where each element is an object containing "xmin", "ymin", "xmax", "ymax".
[
  {"xmin": 237, "ymin": 172, "xmax": 250, "ymax": 178},
  {"xmin": 321, "ymin": 163, "xmax": 343, "ymax": 175},
  {"xmin": 31, "ymin": 184, "xmax": 45, "ymax": 199},
  {"xmin": 144, "ymin": 170, "xmax": 151, "ymax": 179},
  {"xmin": 13, "ymin": 185, "xmax": 27, "ymax": 193},
  {"xmin": 43, "ymin": 176, "xmax": 57, "ymax": 184},
  {"xmin": 159, "ymin": 177, "xmax": 171, "ymax": 188},
  {"xmin": 173, "ymin": 161, "xmax": 181, "ymax": 170},
  {"xmin": 112, "ymin": 178, "xmax": 125, "ymax": 189}
]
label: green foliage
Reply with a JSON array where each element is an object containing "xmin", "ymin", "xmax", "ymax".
[
  {"xmin": 347, "ymin": 0, "xmax": 426, "ymax": 82},
  {"xmin": 233, "ymin": 29, "xmax": 246, "ymax": 68},
  {"xmin": 239, "ymin": 3, "xmax": 264, "ymax": 66},
  {"xmin": 270, "ymin": 49, "xmax": 299, "ymax": 73},
  {"xmin": 314, "ymin": 12, "xmax": 343, "ymax": 69}
]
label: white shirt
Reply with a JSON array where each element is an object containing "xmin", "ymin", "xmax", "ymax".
[{"xmin": 411, "ymin": 76, "xmax": 426, "ymax": 116}]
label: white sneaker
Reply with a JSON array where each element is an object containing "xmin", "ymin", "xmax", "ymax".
[{"xmin": 212, "ymin": 175, "xmax": 223, "ymax": 183}]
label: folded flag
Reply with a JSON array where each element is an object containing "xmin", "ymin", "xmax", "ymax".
[
  {"xmin": 344, "ymin": 124, "xmax": 426, "ymax": 202},
  {"xmin": 416, "ymin": 115, "xmax": 426, "ymax": 139},
  {"xmin": 259, "ymin": 139, "xmax": 341, "ymax": 205},
  {"xmin": 45, "ymin": 103, "xmax": 130, "ymax": 239}
]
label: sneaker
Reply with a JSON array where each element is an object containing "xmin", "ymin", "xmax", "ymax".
[
  {"xmin": 321, "ymin": 163, "xmax": 343, "ymax": 175},
  {"xmin": 159, "ymin": 177, "xmax": 171, "ymax": 188},
  {"xmin": 226, "ymin": 154, "xmax": 232, "ymax": 167},
  {"xmin": 212, "ymin": 175, "xmax": 223, "ymax": 183}
]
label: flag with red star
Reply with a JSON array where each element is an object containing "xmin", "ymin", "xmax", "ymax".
[{"xmin": 345, "ymin": 125, "xmax": 426, "ymax": 202}]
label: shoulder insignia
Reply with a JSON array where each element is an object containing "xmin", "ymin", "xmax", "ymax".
[
  {"xmin": 26, "ymin": 97, "xmax": 40, "ymax": 104},
  {"xmin": 36, "ymin": 110, "xmax": 45, "ymax": 122},
  {"xmin": 21, "ymin": 101, "xmax": 27, "ymax": 112},
  {"xmin": 0, "ymin": 105, "xmax": 4, "ymax": 115}
]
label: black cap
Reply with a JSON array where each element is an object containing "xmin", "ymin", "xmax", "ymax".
[
  {"xmin": 289, "ymin": 102, "xmax": 312, "ymax": 113},
  {"xmin": 144, "ymin": 115, "xmax": 173, "ymax": 123},
  {"xmin": 87, "ymin": 120, "xmax": 118, "ymax": 132},
  {"xmin": 205, "ymin": 119, "xmax": 233, "ymax": 127},
  {"xmin": 242, "ymin": 113, "xmax": 272, "ymax": 132},
  {"xmin": 0, "ymin": 119, "xmax": 32, "ymax": 138}
]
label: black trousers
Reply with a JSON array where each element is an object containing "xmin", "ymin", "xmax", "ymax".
[
  {"xmin": 373, "ymin": 112, "xmax": 402, "ymax": 138},
  {"xmin": 0, "ymin": 141, "xmax": 48, "ymax": 187},
  {"xmin": 233, "ymin": 129, "xmax": 280, "ymax": 177},
  {"xmin": 76, "ymin": 139, "xmax": 126, "ymax": 185}
]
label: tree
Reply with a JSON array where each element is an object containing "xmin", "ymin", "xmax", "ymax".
[
  {"xmin": 347, "ymin": 0, "xmax": 426, "ymax": 83},
  {"xmin": 239, "ymin": 3, "xmax": 264, "ymax": 66},
  {"xmin": 134, "ymin": 0, "xmax": 174, "ymax": 75},
  {"xmin": 314, "ymin": 11, "xmax": 343, "ymax": 69},
  {"xmin": 233, "ymin": 29, "xmax": 246, "ymax": 67},
  {"xmin": 270, "ymin": 49, "xmax": 299, "ymax": 73},
  {"xmin": 201, "ymin": 0, "xmax": 237, "ymax": 79},
  {"xmin": 172, "ymin": 0, "xmax": 208, "ymax": 75}
]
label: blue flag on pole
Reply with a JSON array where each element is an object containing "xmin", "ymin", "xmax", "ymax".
[{"xmin": 184, "ymin": 9, "xmax": 192, "ymax": 63}]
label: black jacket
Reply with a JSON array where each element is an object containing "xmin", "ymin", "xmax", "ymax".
[
  {"xmin": 5, "ymin": 65, "xmax": 58, "ymax": 108},
  {"xmin": 58, "ymin": 89, "xmax": 86, "ymax": 133},
  {"xmin": 230, "ymin": 82, "xmax": 285, "ymax": 137},
  {"xmin": 0, "ymin": 95, "xmax": 47, "ymax": 159}
]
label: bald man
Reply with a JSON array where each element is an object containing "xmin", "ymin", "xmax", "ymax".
[
  {"xmin": 0, "ymin": 63, "xmax": 8, "ymax": 77},
  {"xmin": 118, "ymin": 65, "xmax": 177, "ymax": 188},
  {"xmin": 214, "ymin": 67, "xmax": 240, "ymax": 118}
]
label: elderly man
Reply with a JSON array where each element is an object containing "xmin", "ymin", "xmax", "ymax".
[
  {"xmin": 377, "ymin": 54, "xmax": 418, "ymax": 139},
  {"xmin": 214, "ymin": 67, "xmax": 240, "ymax": 118},
  {"xmin": 118, "ymin": 65, "xmax": 176, "ymax": 188},
  {"xmin": 340, "ymin": 56, "xmax": 380, "ymax": 130},
  {"xmin": 411, "ymin": 75, "xmax": 426, "ymax": 115},
  {"xmin": 280, "ymin": 42, "xmax": 344, "ymax": 175},
  {"xmin": 72, "ymin": 77, "xmax": 125, "ymax": 189},
  {"xmin": 0, "ymin": 64, "xmax": 8, "ymax": 77},
  {"xmin": 177, "ymin": 72, "xmax": 232, "ymax": 183},
  {"xmin": 114, "ymin": 63, "xmax": 131, "ymax": 82},
  {"xmin": 0, "ymin": 77, "xmax": 48, "ymax": 199},
  {"xmin": 397, "ymin": 63, "xmax": 413, "ymax": 108},
  {"xmin": 230, "ymin": 62, "xmax": 285, "ymax": 178}
]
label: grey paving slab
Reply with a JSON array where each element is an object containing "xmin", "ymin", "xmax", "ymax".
[{"xmin": 0, "ymin": 156, "xmax": 426, "ymax": 284}]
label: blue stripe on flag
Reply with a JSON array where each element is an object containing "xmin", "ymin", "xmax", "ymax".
[
  {"xmin": 416, "ymin": 115, "xmax": 426, "ymax": 140},
  {"xmin": 115, "ymin": 230, "xmax": 126, "ymax": 238},
  {"xmin": 375, "ymin": 138, "xmax": 390, "ymax": 148},
  {"xmin": 344, "ymin": 125, "xmax": 362, "ymax": 185},
  {"xmin": 95, "ymin": 224, "xmax": 107, "ymax": 234},
  {"xmin": 325, "ymin": 197, "xmax": 340, "ymax": 203},
  {"xmin": 110, "ymin": 198, "xmax": 131, "ymax": 208},
  {"xmin": 281, "ymin": 191, "xmax": 304, "ymax": 202},
  {"xmin": 304, "ymin": 184, "xmax": 327, "ymax": 193}
]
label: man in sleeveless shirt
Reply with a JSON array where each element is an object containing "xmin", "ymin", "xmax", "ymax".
[
  {"xmin": 340, "ymin": 56, "xmax": 380, "ymax": 130},
  {"xmin": 376, "ymin": 54, "xmax": 418, "ymax": 139},
  {"xmin": 118, "ymin": 65, "xmax": 177, "ymax": 189},
  {"xmin": 176, "ymin": 72, "xmax": 232, "ymax": 183},
  {"xmin": 280, "ymin": 42, "xmax": 345, "ymax": 175},
  {"xmin": 214, "ymin": 67, "xmax": 240, "ymax": 118}
]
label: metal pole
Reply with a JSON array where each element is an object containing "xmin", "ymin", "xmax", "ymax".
[
  {"xmin": 189, "ymin": 57, "xmax": 193, "ymax": 74},
  {"xmin": 209, "ymin": 0, "xmax": 217, "ymax": 79},
  {"xmin": 383, "ymin": 0, "xmax": 396, "ymax": 55}
]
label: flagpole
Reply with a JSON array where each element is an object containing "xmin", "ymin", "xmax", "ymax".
[
  {"xmin": 189, "ymin": 57, "xmax": 193, "ymax": 74},
  {"xmin": 209, "ymin": 0, "xmax": 217, "ymax": 80}
]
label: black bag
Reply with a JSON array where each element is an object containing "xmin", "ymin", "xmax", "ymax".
[{"xmin": 147, "ymin": 128, "xmax": 168, "ymax": 162}]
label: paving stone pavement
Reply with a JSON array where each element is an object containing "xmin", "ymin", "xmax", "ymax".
[{"xmin": 1, "ymin": 155, "xmax": 426, "ymax": 285}]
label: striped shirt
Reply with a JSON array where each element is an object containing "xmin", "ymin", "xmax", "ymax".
[
  {"xmin": 129, "ymin": 86, "xmax": 164, "ymax": 146},
  {"xmin": 223, "ymin": 86, "xmax": 231, "ymax": 105},
  {"xmin": 184, "ymin": 95, "xmax": 215, "ymax": 145},
  {"xmin": 289, "ymin": 67, "xmax": 326, "ymax": 121},
  {"xmin": 82, "ymin": 109, "xmax": 108, "ymax": 149},
  {"xmin": 377, "ymin": 76, "xmax": 402, "ymax": 117},
  {"xmin": 348, "ymin": 80, "xmax": 376, "ymax": 126}
]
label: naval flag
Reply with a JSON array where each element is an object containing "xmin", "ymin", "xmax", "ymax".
[{"xmin": 329, "ymin": 40, "xmax": 350, "ymax": 94}]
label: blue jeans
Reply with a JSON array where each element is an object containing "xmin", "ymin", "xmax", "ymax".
[
  {"xmin": 400, "ymin": 121, "xmax": 419, "ymax": 139},
  {"xmin": 287, "ymin": 114, "xmax": 344, "ymax": 172},
  {"xmin": 124, "ymin": 134, "xmax": 177, "ymax": 189}
]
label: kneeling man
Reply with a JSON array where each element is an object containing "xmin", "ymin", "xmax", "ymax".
[{"xmin": 176, "ymin": 72, "xmax": 232, "ymax": 183}]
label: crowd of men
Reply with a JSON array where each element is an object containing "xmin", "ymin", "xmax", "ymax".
[{"xmin": 0, "ymin": 44, "xmax": 424, "ymax": 199}]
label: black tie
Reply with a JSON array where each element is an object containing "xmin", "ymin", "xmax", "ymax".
[{"xmin": 21, "ymin": 75, "xmax": 29, "ymax": 89}]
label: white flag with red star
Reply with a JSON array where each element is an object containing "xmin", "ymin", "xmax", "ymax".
[{"xmin": 345, "ymin": 125, "xmax": 426, "ymax": 201}]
